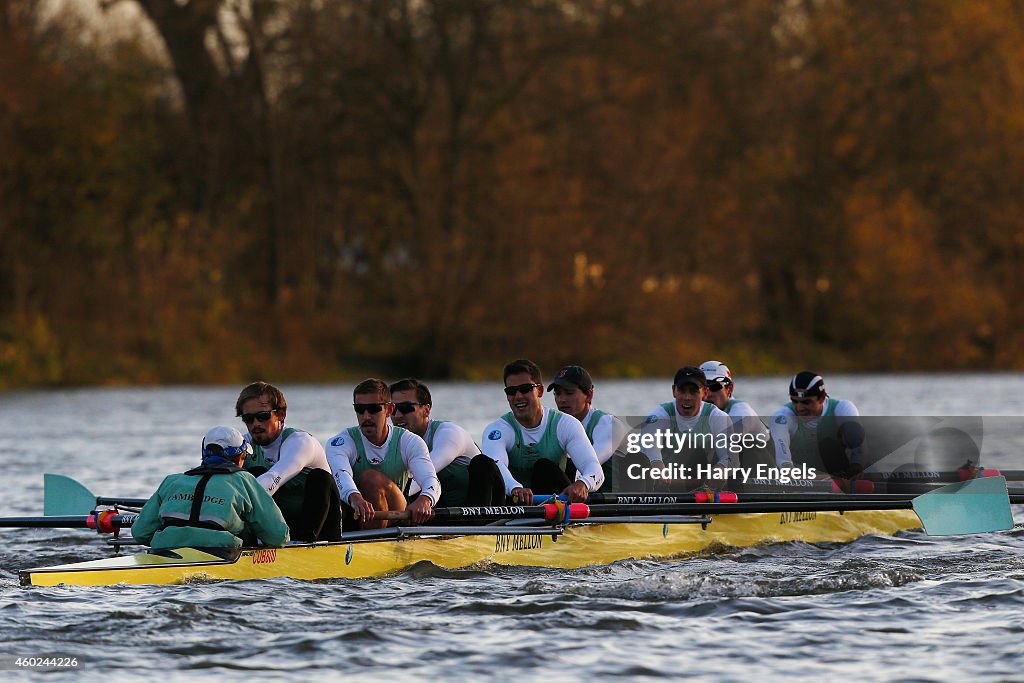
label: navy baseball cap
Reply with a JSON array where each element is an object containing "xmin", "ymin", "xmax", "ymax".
[{"xmin": 546, "ymin": 365, "xmax": 594, "ymax": 392}]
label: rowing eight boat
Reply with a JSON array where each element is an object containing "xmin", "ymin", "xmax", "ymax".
[
  {"xmin": 15, "ymin": 474, "xmax": 1016, "ymax": 587},
  {"xmin": 21, "ymin": 508, "xmax": 922, "ymax": 586}
]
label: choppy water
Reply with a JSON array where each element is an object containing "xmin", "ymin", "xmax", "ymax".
[{"xmin": 1, "ymin": 375, "xmax": 1023, "ymax": 681}]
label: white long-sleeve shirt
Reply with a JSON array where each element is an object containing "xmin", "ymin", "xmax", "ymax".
[
  {"xmin": 250, "ymin": 426, "xmax": 332, "ymax": 496},
  {"xmin": 580, "ymin": 407, "xmax": 627, "ymax": 465},
  {"xmin": 641, "ymin": 402, "xmax": 736, "ymax": 467},
  {"xmin": 407, "ymin": 420, "xmax": 479, "ymax": 496},
  {"xmin": 724, "ymin": 399, "xmax": 771, "ymax": 440},
  {"xmin": 324, "ymin": 427, "xmax": 441, "ymax": 505},
  {"xmin": 770, "ymin": 399, "xmax": 860, "ymax": 468},
  {"xmin": 480, "ymin": 408, "xmax": 604, "ymax": 494}
]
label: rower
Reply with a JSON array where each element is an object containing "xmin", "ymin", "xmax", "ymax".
[
  {"xmin": 546, "ymin": 365, "xmax": 631, "ymax": 493},
  {"xmin": 325, "ymin": 378, "xmax": 440, "ymax": 529},
  {"xmin": 389, "ymin": 378, "xmax": 504, "ymax": 507},
  {"xmin": 769, "ymin": 371, "xmax": 864, "ymax": 478},
  {"xmin": 132, "ymin": 426, "xmax": 290, "ymax": 550},
  {"xmin": 641, "ymin": 365, "xmax": 736, "ymax": 490},
  {"xmin": 480, "ymin": 359, "xmax": 604, "ymax": 505},
  {"xmin": 236, "ymin": 381, "xmax": 341, "ymax": 542},
  {"xmin": 699, "ymin": 360, "xmax": 773, "ymax": 471}
]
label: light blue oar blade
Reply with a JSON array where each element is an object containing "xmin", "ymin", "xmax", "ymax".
[
  {"xmin": 911, "ymin": 476, "xmax": 1014, "ymax": 536},
  {"xmin": 44, "ymin": 474, "xmax": 98, "ymax": 516}
]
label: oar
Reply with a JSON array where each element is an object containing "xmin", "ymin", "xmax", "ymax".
[
  {"xmin": 0, "ymin": 511, "xmax": 138, "ymax": 532},
  {"xmin": 589, "ymin": 491, "xmax": 1024, "ymax": 505},
  {"xmin": 44, "ymin": 474, "xmax": 148, "ymax": 516},
  {"xmin": 374, "ymin": 478, "xmax": 1014, "ymax": 535},
  {"xmin": 374, "ymin": 503, "xmax": 590, "ymax": 523}
]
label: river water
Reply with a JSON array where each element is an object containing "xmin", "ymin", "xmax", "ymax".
[{"xmin": 1, "ymin": 375, "xmax": 1023, "ymax": 681}]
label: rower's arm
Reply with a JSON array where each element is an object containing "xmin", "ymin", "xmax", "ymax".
[
  {"xmin": 641, "ymin": 407, "xmax": 671, "ymax": 465},
  {"xmin": 401, "ymin": 431, "xmax": 441, "ymax": 505},
  {"xmin": 834, "ymin": 400, "xmax": 864, "ymax": 468},
  {"xmin": 728, "ymin": 401, "xmax": 770, "ymax": 438},
  {"xmin": 481, "ymin": 421, "xmax": 521, "ymax": 495},
  {"xmin": 255, "ymin": 432, "xmax": 320, "ymax": 496},
  {"xmin": 708, "ymin": 408, "xmax": 736, "ymax": 467},
  {"xmin": 769, "ymin": 408, "xmax": 799, "ymax": 468},
  {"xmin": 428, "ymin": 422, "xmax": 471, "ymax": 471},
  {"xmin": 130, "ymin": 479, "xmax": 167, "ymax": 546},
  {"xmin": 324, "ymin": 433, "xmax": 361, "ymax": 505},
  {"xmin": 590, "ymin": 414, "xmax": 617, "ymax": 465},
  {"xmin": 558, "ymin": 416, "xmax": 604, "ymax": 492}
]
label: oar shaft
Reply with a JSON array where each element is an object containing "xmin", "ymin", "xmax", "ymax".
[
  {"xmin": 0, "ymin": 513, "xmax": 136, "ymax": 529},
  {"xmin": 588, "ymin": 491, "xmax": 1024, "ymax": 505},
  {"xmin": 374, "ymin": 503, "xmax": 588, "ymax": 522},
  {"xmin": 0, "ymin": 516, "xmax": 93, "ymax": 528},
  {"xmin": 860, "ymin": 469, "xmax": 1024, "ymax": 483},
  {"xmin": 374, "ymin": 498, "xmax": 944, "ymax": 524},
  {"xmin": 587, "ymin": 501, "xmax": 914, "ymax": 515}
]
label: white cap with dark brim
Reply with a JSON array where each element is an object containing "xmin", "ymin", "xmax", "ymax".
[
  {"xmin": 202, "ymin": 425, "xmax": 254, "ymax": 458},
  {"xmin": 700, "ymin": 360, "xmax": 733, "ymax": 384}
]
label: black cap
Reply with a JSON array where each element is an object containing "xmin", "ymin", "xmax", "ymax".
[
  {"xmin": 546, "ymin": 365, "xmax": 594, "ymax": 392},
  {"xmin": 673, "ymin": 366, "xmax": 707, "ymax": 388},
  {"xmin": 790, "ymin": 370, "xmax": 825, "ymax": 398}
]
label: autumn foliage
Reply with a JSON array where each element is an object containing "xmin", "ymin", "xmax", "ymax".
[{"xmin": 0, "ymin": 0, "xmax": 1021, "ymax": 387}]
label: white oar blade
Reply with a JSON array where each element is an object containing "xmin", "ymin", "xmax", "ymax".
[
  {"xmin": 43, "ymin": 474, "xmax": 97, "ymax": 516},
  {"xmin": 911, "ymin": 476, "xmax": 1014, "ymax": 536}
]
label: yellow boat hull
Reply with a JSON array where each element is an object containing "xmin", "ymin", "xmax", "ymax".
[{"xmin": 20, "ymin": 509, "xmax": 921, "ymax": 587}]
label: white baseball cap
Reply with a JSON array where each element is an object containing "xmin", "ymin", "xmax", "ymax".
[
  {"xmin": 700, "ymin": 360, "xmax": 733, "ymax": 384},
  {"xmin": 202, "ymin": 426, "xmax": 254, "ymax": 458}
]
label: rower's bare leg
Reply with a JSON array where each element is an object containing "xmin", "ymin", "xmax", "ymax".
[{"xmin": 357, "ymin": 469, "xmax": 407, "ymax": 530}]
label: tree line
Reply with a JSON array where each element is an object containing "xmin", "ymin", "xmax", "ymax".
[{"xmin": 1, "ymin": 0, "xmax": 1021, "ymax": 387}]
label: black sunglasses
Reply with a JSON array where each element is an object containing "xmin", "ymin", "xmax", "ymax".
[
  {"xmin": 393, "ymin": 401, "xmax": 424, "ymax": 414},
  {"xmin": 707, "ymin": 380, "xmax": 732, "ymax": 392},
  {"xmin": 353, "ymin": 402, "xmax": 389, "ymax": 414},
  {"xmin": 241, "ymin": 410, "xmax": 275, "ymax": 424},
  {"xmin": 504, "ymin": 383, "xmax": 542, "ymax": 396}
]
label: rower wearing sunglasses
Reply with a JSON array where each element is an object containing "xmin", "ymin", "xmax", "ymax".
[
  {"xmin": 699, "ymin": 360, "xmax": 772, "ymax": 470},
  {"xmin": 769, "ymin": 371, "xmax": 864, "ymax": 478},
  {"xmin": 236, "ymin": 381, "xmax": 342, "ymax": 542},
  {"xmin": 132, "ymin": 426, "xmax": 290, "ymax": 551},
  {"xmin": 325, "ymin": 378, "xmax": 441, "ymax": 529},
  {"xmin": 389, "ymin": 378, "xmax": 505, "ymax": 508},
  {"xmin": 480, "ymin": 359, "xmax": 604, "ymax": 505}
]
